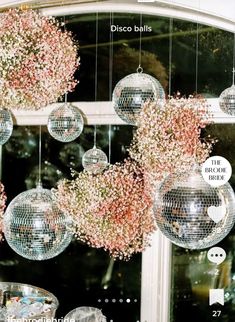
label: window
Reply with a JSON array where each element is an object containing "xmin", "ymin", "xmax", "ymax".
[{"xmin": 1, "ymin": 6, "xmax": 234, "ymax": 322}]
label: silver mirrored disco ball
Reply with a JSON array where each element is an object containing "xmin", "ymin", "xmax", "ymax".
[
  {"xmin": 112, "ymin": 72, "xmax": 165, "ymax": 125},
  {"xmin": 47, "ymin": 103, "xmax": 84, "ymax": 142},
  {"xmin": 82, "ymin": 147, "xmax": 108, "ymax": 174},
  {"xmin": 0, "ymin": 108, "xmax": 13, "ymax": 145},
  {"xmin": 3, "ymin": 184, "xmax": 73, "ymax": 260},
  {"xmin": 219, "ymin": 85, "xmax": 235, "ymax": 115},
  {"xmin": 154, "ymin": 167, "xmax": 235, "ymax": 249}
]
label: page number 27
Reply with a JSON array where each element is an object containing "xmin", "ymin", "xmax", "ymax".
[{"xmin": 212, "ymin": 310, "xmax": 221, "ymax": 317}]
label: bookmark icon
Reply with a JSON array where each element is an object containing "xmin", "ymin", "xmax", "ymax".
[{"xmin": 209, "ymin": 289, "xmax": 224, "ymax": 306}]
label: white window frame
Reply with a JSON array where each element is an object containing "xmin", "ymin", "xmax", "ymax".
[
  {"xmin": 11, "ymin": 98, "xmax": 235, "ymax": 322},
  {"xmin": 11, "ymin": 98, "xmax": 235, "ymax": 126}
]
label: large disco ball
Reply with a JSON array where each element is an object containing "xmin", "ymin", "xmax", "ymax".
[
  {"xmin": 47, "ymin": 103, "xmax": 84, "ymax": 142},
  {"xmin": 112, "ymin": 71, "xmax": 165, "ymax": 125},
  {"xmin": 82, "ymin": 147, "xmax": 108, "ymax": 174},
  {"xmin": 0, "ymin": 108, "xmax": 13, "ymax": 145},
  {"xmin": 154, "ymin": 167, "xmax": 235, "ymax": 249},
  {"xmin": 219, "ymin": 84, "xmax": 235, "ymax": 115},
  {"xmin": 3, "ymin": 184, "xmax": 73, "ymax": 260}
]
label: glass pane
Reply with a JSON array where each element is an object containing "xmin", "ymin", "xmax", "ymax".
[
  {"xmin": 62, "ymin": 13, "xmax": 233, "ymax": 102},
  {"xmin": 171, "ymin": 124, "xmax": 235, "ymax": 322},
  {"xmin": 1, "ymin": 125, "xmax": 140, "ymax": 322}
]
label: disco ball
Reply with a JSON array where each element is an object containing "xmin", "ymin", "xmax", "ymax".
[
  {"xmin": 112, "ymin": 71, "xmax": 165, "ymax": 125},
  {"xmin": 82, "ymin": 147, "xmax": 108, "ymax": 174},
  {"xmin": 219, "ymin": 85, "xmax": 235, "ymax": 115},
  {"xmin": 47, "ymin": 103, "xmax": 84, "ymax": 142},
  {"xmin": 0, "ymin": 108, "xmax": 13, "ymax": 145},
  {"xmin": 3, "ymin": 184, "xmax": 73, "ymax": 260},
  {"xmin": 154, "ymin": 167, "xmax": 235, "ymax": 249}
]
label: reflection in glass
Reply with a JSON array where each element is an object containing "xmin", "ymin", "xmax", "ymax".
[
  {"xmin": 5, "ymin": 127, "xmax": 37, "ymax": 159},
  {"xmin": 59, "ymin": 143, "xmax": 84, "ymax": 169},
  {"xmin": 25, "ymin": 161, "xmax": 63, "ymax": 190}
]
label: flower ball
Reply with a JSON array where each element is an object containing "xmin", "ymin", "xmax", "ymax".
[
  {"xmin": 112, "ymin": 72, "xmax": 165, "ymax": 125},
  {"xmin": 154, "ymin": 167, "xmax": 235, "ymax": 249},
  {"xmin": 219, "ymin": 85, "xmax": 235, "ymax": 116},
  {"xmin": 3, "ymin": 185, "xmax": 73, "ymax": 260},
  {"xmin": 0, "ymin": 9, "xmax": 78, "ymax": 110}
]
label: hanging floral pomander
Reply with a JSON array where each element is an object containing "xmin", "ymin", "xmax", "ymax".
[
  {"xmin": 0, "ymin": 9, "xmax": 79, "ymax": 110},
  {"xmin": 55, "ymin": 160, "xmax": 156, "ymax": 260},
  {"xmin": 0, "ymin": 183, "xmax": 6, "ymax": 242},
  {"xmin": 129, "ymin": 95, "xmax": 214, "ymax": 185}
]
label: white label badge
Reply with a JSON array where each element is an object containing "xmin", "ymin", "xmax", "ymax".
[{"xmin": 202, "ymin": 156, "xmax": 232, "ymax": 187}]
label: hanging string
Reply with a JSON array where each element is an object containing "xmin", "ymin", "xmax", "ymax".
[
  {"xmin": 38, "ymin": 125, "xmax": 42, "ymax": 186},
  {"xmin": 195, "ymin": 0, "xmax": 201, "ymax": 94},
  {"xmin": 94, "ymin": 11, "xmax": 99, "ymax": 102},
  {"xmin": 168, "ymin": 17, "xmax": 173, "ymax": 97},
  {"xmin": 93, "ymin": 125, "xmax": 97, "ymax": 148},
  {"xmin": 108, "ymin": 12, "xmax": 114, "ymax": 164},
  {"xmin": 92, "ymin": 9, "xmax": 99, "ymax": 149},
  {"xmin": 62, "ymin": 4, "xmax": 69, "ymax": 104},
  {"xmin": 138, "ymin": 13, "xmax": 143, "ymax": 70},
  {"xmin": 109, "ymin": 12, "xmax": 114, "ymax": 101},
  {"xmin": 195, "ymin": 22, "xmax": 199, "ymax": 94}
]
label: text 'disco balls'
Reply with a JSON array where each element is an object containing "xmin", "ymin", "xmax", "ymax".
[
  {"xmin": 82, "ymin": 147, "xmax": 108, "ymax": 174},
  {"xmin": 112, "ymin": 72, "xmax": 165, "ymax": 125},
  {"xmin": 47, "ymin": 103, "xmax": 84, "ymax": 142},
  {"xmin": 3, "ymin": 184, "xmax": 73, "ymax": 260},
  {"xmin": 0, "ymin": 108, "xmax": 13, "ymax": 145},
  {"xmin": 219, "ymin": 85, "xmax": 235, "ymax": 116},
  {"xmin": 154, "ymin": 167, "xmax": 235, "ymax": 249}
]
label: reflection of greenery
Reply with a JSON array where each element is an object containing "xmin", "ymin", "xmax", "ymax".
[
  {"xmin": 113, "ymin": 47, "xmax": 168, "ymax": 89},
  {"xmin": 66, "ymin": 13, "xmax": 233, "ymax": 101},
  {"xmin": 93, "ymin": 46, "xmax": 168, "ymax": 100}
]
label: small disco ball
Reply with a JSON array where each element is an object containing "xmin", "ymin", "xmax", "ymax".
[
  {"xmin": 112, "ymin": 71, "xmax": 165, "ymax": 125},
  {"xmin": 0, "ymin": 108, "xmax": 13, "ymax": 145},
  {"xmin": 3, "ymin": 184, "xmax": 73, "ymax": 260},
  {"xmin": 219, "ymin": 85, "xmax": 235, "ymax": 115},
  {"xmin": 82, "ymin": 147, "xmax": 108, "ymax": 174},
  {"xmin": 47, "ymin": 103, "xmax": 84, "ymax": 142},
  {"xmin": 154, "ymin": 167, "xmax": 235, "ymax": 249}
]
